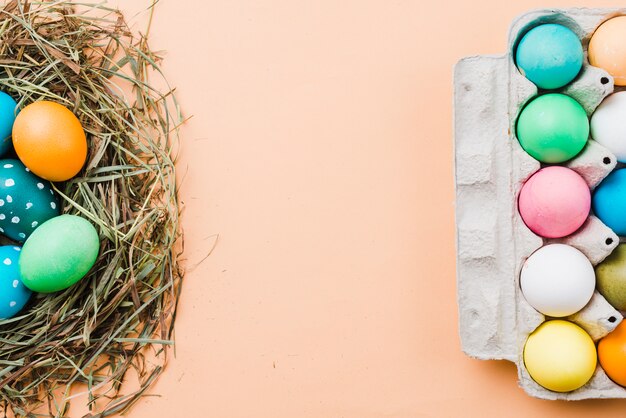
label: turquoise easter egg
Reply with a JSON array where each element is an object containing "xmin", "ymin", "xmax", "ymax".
[
  {"xmin": 0, "ymin": 245, "xmax": 30, "ymax": 318},
  {"xmin": 0, "ymin": 92, "xmax": 17, "ymax": 157},
  {"xmin": 0, "ymin": 159, "xmax": 60, "ymax": 242},
  {"xmin": 516, "ymin": 24, "xmax": 583, "ymax": 89},
  {"xmin": 19, "ymin": 215, "xmax": 99, "ymax": 293}
]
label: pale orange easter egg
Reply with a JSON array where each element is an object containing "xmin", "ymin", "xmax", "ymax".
[{"xmin": 589, "ymin": 16, "xmax": 626, "ymax": 86}]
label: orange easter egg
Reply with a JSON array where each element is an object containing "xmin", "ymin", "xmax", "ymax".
[
  {"xmin": 12, "ymin": 101, "xmax": 87, "ymax": 182},
  {"xmin": 589, "ymin": 16, "xmax": 626, "ymax": 86},
  {"xmin": 598, "ymin": 320, "xmax": 626, "ymax": 386}
]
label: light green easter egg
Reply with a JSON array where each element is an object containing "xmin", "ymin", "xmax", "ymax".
[
  {"xmin": 516, "ymin": 93, "xmax": 589, "ymax": 163},
  {"xmin": 19, "ymin": 214, "xmax": 99, "ymax": 293}
]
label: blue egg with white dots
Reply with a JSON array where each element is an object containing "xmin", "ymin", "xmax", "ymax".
[
  {"xmin": 593, "ymin": 168, "xmax": 626, "ymax": 236},
  {"xmin": 0, "ymin": 159, "xmax": 60, "ymax": 242},
  {"xmin": 516, "ymin": 24, "xmax": 583, "ymax": 89},
  {"xmin": 0, "ymin": 245, "xmax": 30, "ymax": 318}
]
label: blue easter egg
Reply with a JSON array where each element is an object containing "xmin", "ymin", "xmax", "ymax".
[
  {"xmin": 593, "ymin": 168, "xmax": 626, "ymax": 236},
  {"xmin": 0, "ymin": 92, "xmax": 16, "ymax": 157},
  {"xmin": 0, "ymin": 245, "xmax": 30, "ymax": 319},
  {"xmin": 516, "ymin": 24, "xmax": 583, "ymax": 89}
]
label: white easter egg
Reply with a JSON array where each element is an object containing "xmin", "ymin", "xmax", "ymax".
[
  {"xmin": 520, "ymin": 244, "xmax": 595, "ymax": 317},
  {"xmin": 591, "ymin": 91, "xmax": 626, "ymax": 162}
]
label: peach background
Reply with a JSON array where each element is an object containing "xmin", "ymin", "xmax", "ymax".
[{"xmin": 95, "ymin": 0, "xmax": 626, "ymax": 417}]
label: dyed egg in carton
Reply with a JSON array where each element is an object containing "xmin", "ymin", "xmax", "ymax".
[{"xmin": 454, "ymin": 8, "xmax": 626, "ymax": 400}]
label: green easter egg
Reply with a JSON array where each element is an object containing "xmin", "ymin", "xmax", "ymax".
[
  {"xmin": 596, "ymin": 244, "xmax": 626, "ymax": 311},
  {"xmin": 19, "ymin": 214, "xmax": 99, "ymax": 293},
  {"xmin": 0, "ymin": 159, "xmax": 59, "ymax": 242},
  {"xmin": 516, "ymin": 94, "xmax": 589, "ymax": 163}
]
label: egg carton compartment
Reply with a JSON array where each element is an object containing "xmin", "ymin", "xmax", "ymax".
[{"xmin": 454, "ymin": 8, "xmax": 626, "ymax": 400}]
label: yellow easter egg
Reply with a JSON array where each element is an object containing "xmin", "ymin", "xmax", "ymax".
[{"xmin": 523, "ymin": 320, "xmax": 596, "ymax": 392}]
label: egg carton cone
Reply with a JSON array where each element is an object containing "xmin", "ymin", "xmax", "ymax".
[{"xmin": 454, "ymin": 8, "xmax": 626, "ymax": 400}]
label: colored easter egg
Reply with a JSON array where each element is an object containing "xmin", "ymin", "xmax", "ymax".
[
  {"xmin": 19, "ymin": 215, "xmax": 99, "ymax": 293},
  {"xmin": 599, "ymin": 321, "xmax": 626, "ymax": 386},
  {"xmin": 12, "ymin": 101, "xmax": 87, "ymax": 182},
  {"xmin": 516, "ymin": 94, "xmax": 589, "ymax": 163},
  {"xmin": 518, "ymin": 166, "xmax": 590, "ymax": 238},
  {"xmin": 591, "ymin": 92, "xmax": 626, "ymax": 162},
  {"xmin": 520, "ymin": 244, "xmax": 595, "ymax": 317},
  {"xmin": 593, "ymin": 168, "xmax": 626, "ymax": 236},
  {"xmin": 516, "ymin": 24, "xmax": 583, "ymax": 89},
  {"xmin": 0, "ymin": 92, "xmax": 17, "ymax": 157},
  {"xmin": 596, "ymin": 244, "xmax": 626, "ymax": 311},
  {"xmin": 524, "ymin": 320, "xmax": 596, "ymax": 392},
  {"xmin": 0, "ymin": 245, "xmax": 30, "ymax": 319},
  {"xmin": 589, "ymin": 16, "xmax": 626, "ymax": 86},
  {"xmin": 0, "ymin": 159, "xmax": 59, "ymax": 242}
]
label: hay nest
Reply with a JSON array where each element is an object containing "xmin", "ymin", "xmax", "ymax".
[{"xmin": 0, "ymin": 1, "xmax": 182, "ymax": 416}]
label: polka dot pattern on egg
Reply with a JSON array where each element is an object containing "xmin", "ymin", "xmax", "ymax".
[
  {"xmin": 0, "ymin": 159, "xmax": 60, "ymax": 242},
  {"xmin": 0, "ymin": 245, "xmax": 30, "ymax": 319}
]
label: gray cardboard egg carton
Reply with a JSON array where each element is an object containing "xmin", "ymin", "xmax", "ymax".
[{"xmin": 454, "ymin": 8, "xmax": 626, "ymax": 400}]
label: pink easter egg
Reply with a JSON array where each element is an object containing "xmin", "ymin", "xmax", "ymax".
[{"xmin": 518, "ymin": 166, "xmax": 590, "ymax": 238}]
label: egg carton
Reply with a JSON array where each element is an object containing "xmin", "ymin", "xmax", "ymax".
[{"xmin": 454, "ymin": 8, "xmax": 626, "ymax": 400}]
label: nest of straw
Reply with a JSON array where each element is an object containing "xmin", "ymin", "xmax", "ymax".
[{"xmin": 0, "ymin": 1, "xmax": 182, "ymax": 416}]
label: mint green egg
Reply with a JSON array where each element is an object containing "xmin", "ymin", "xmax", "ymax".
[
  {"xmin": 19, "ymin": 215, "xmax": 99, "ymax": 293},
  {"xmin": 516, "ymin": 94, "xmax": 589, "ymax": 163}
]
